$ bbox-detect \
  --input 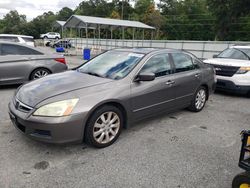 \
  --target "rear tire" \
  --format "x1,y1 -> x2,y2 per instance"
232,172 -> 250,188
188,86 -> 207,112
30,68 -> 51,80
84,105 -> 123,148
